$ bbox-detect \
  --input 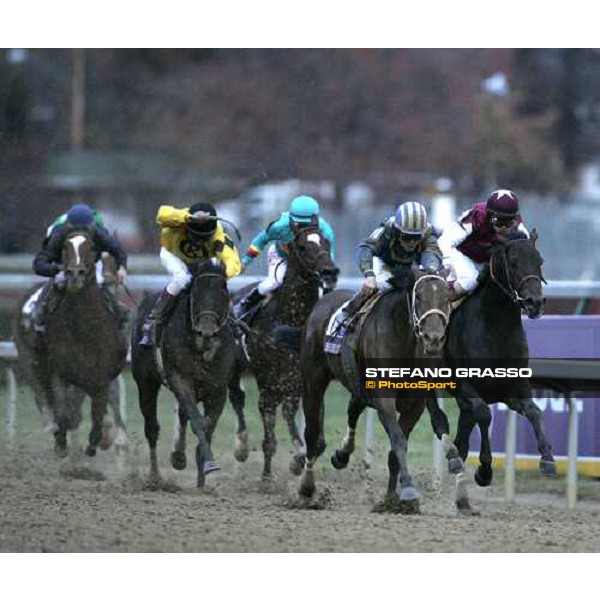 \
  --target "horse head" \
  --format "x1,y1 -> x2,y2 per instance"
287,221 -> 339,291
410,269 -> 451,356
490,229 -> 545,319
61,231 -> 96,292
189,258 -> 230,361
